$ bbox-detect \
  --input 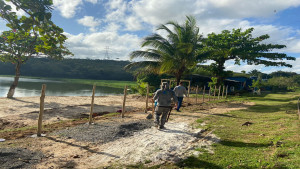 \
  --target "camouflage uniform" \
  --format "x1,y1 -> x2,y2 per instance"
153,82 -> 178,129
